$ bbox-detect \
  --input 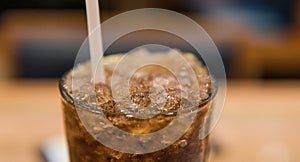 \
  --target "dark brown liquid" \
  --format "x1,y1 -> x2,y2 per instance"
62,99 -> 210,162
